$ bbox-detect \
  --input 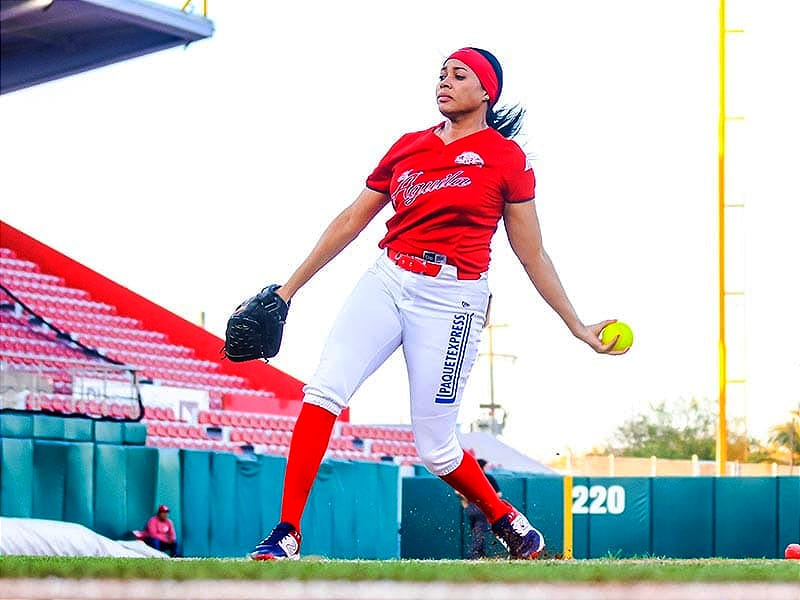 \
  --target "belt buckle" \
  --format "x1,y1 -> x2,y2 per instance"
422,250 -> 447,265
